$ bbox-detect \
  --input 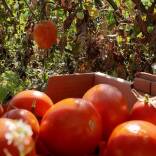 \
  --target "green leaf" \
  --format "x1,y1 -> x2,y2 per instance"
0,71 -> 24,103
147,25 -> 154,33
141,0 -> 154,9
